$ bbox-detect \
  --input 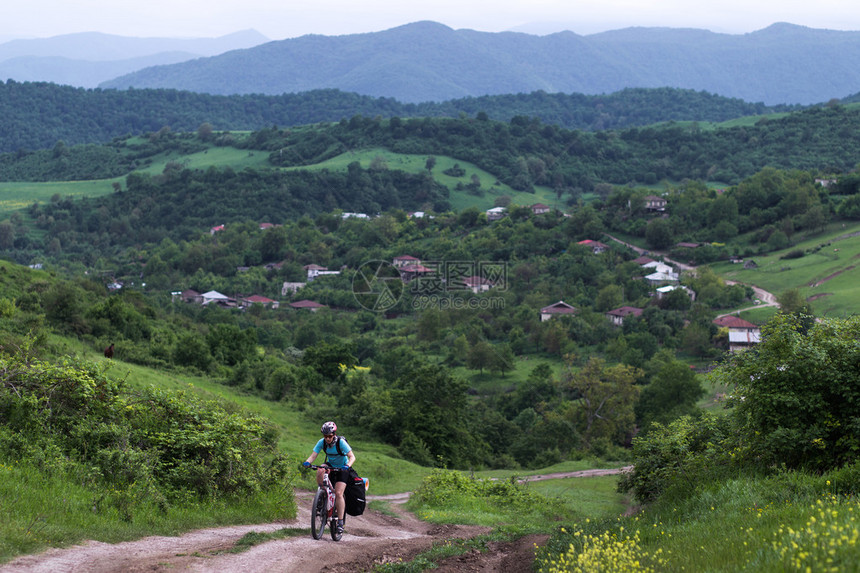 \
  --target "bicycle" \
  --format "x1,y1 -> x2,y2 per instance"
305,464 -> 345,541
